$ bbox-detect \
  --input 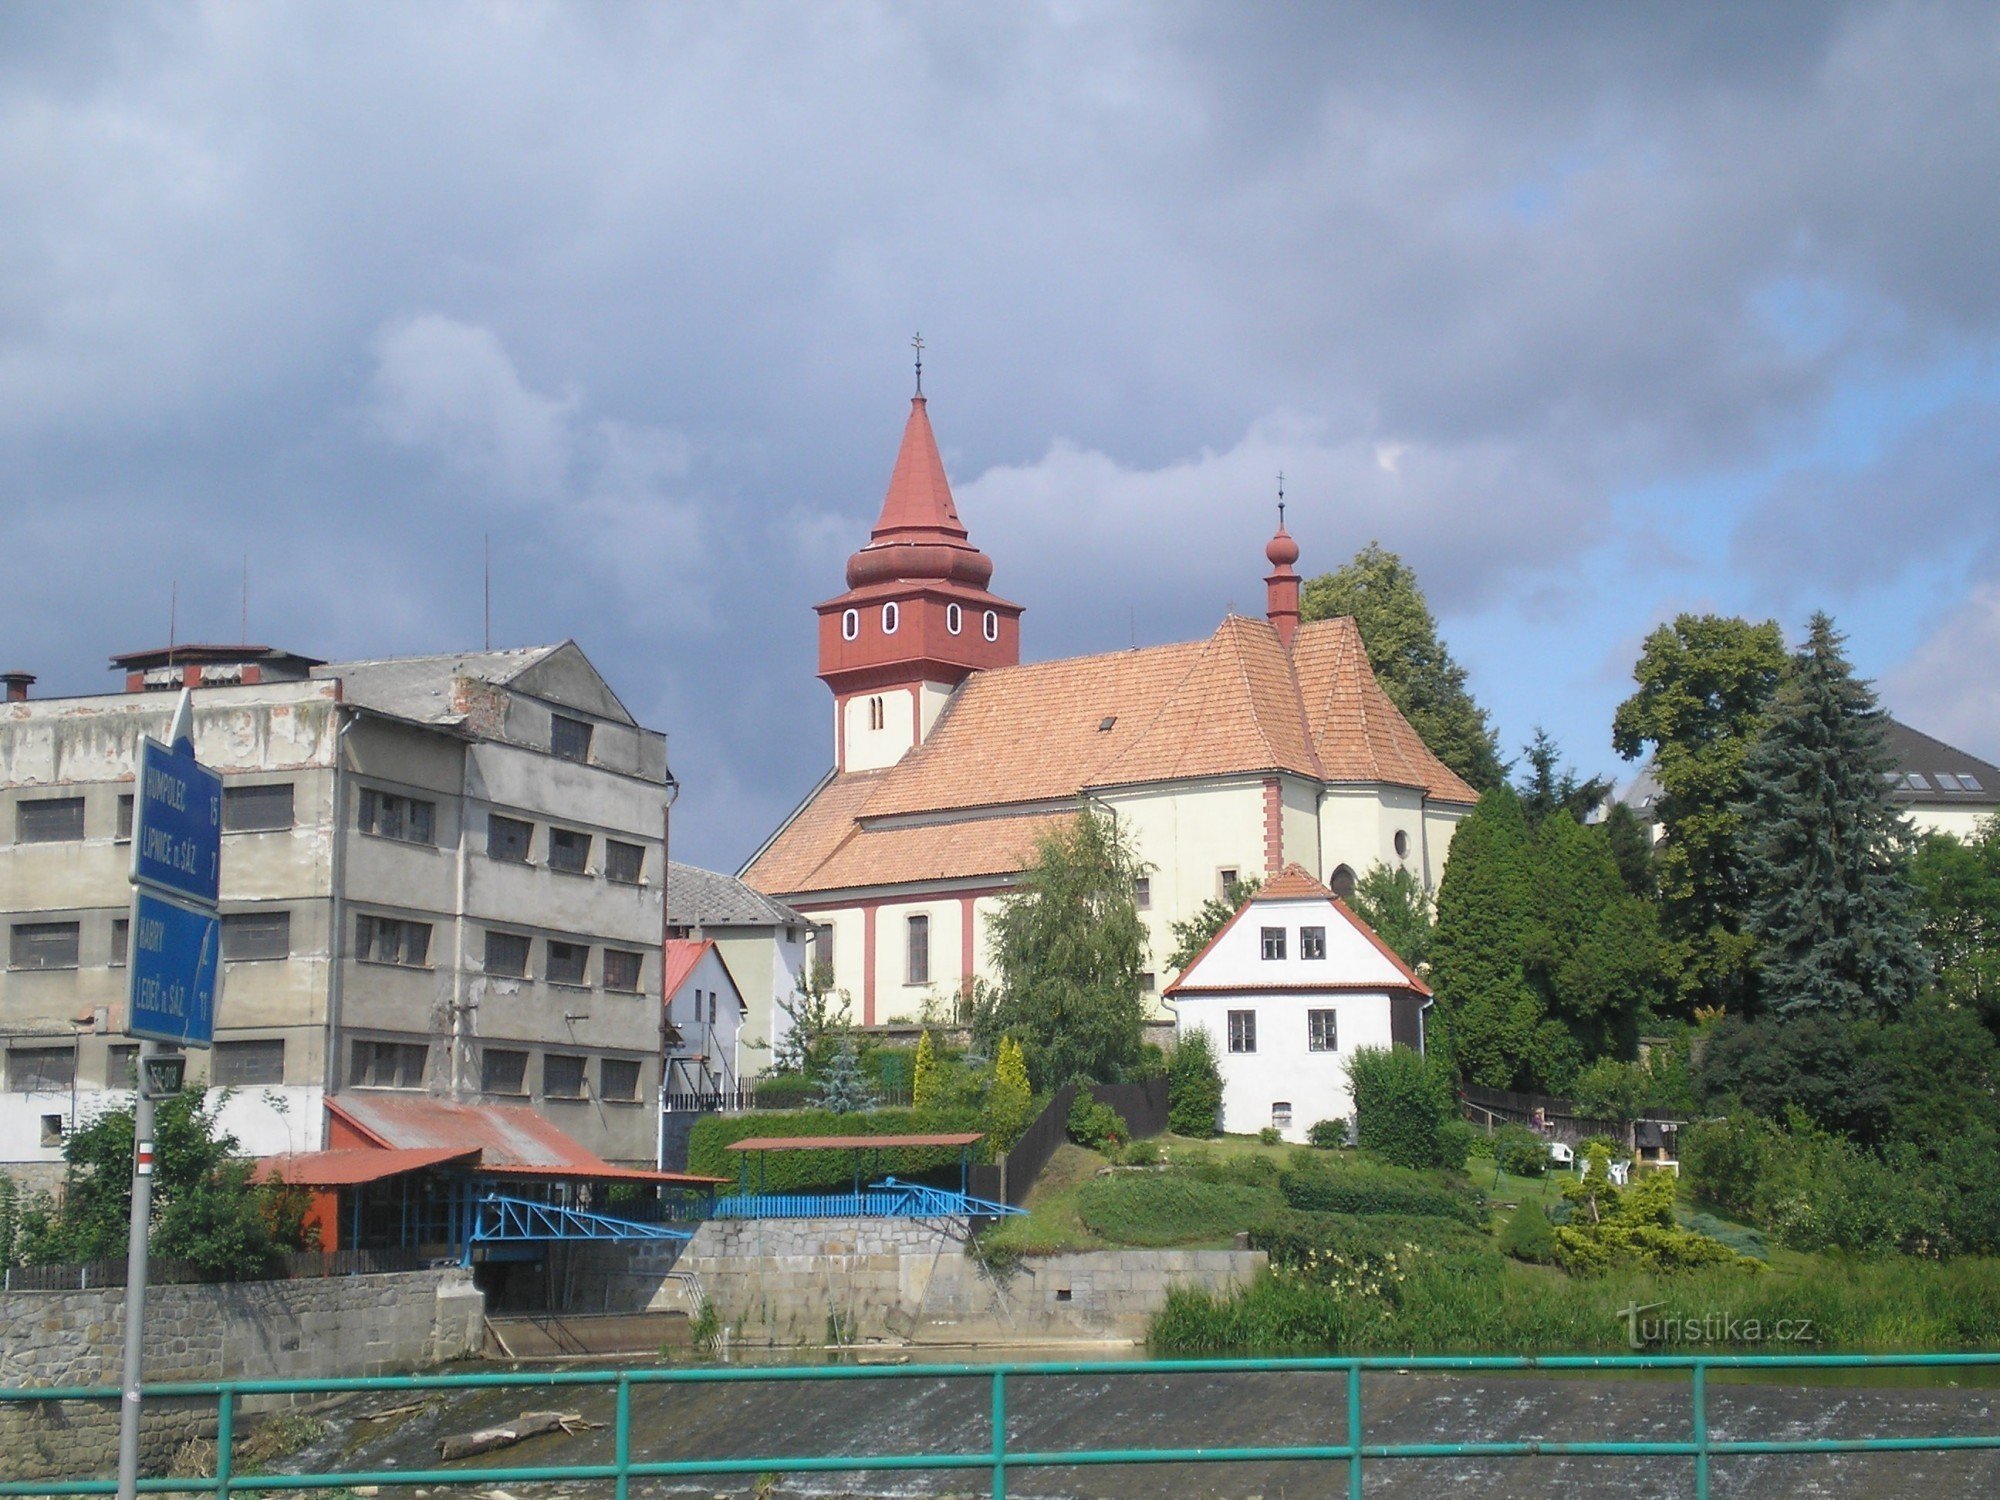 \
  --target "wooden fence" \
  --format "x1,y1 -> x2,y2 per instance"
1458,1082 -> 1628,1147
969,1076 -> 1169,1207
